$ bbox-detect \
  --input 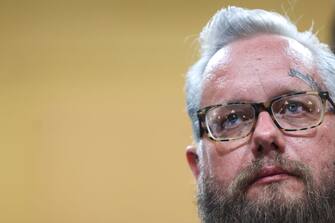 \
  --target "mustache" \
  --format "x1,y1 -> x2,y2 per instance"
227,154 -> 313,196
